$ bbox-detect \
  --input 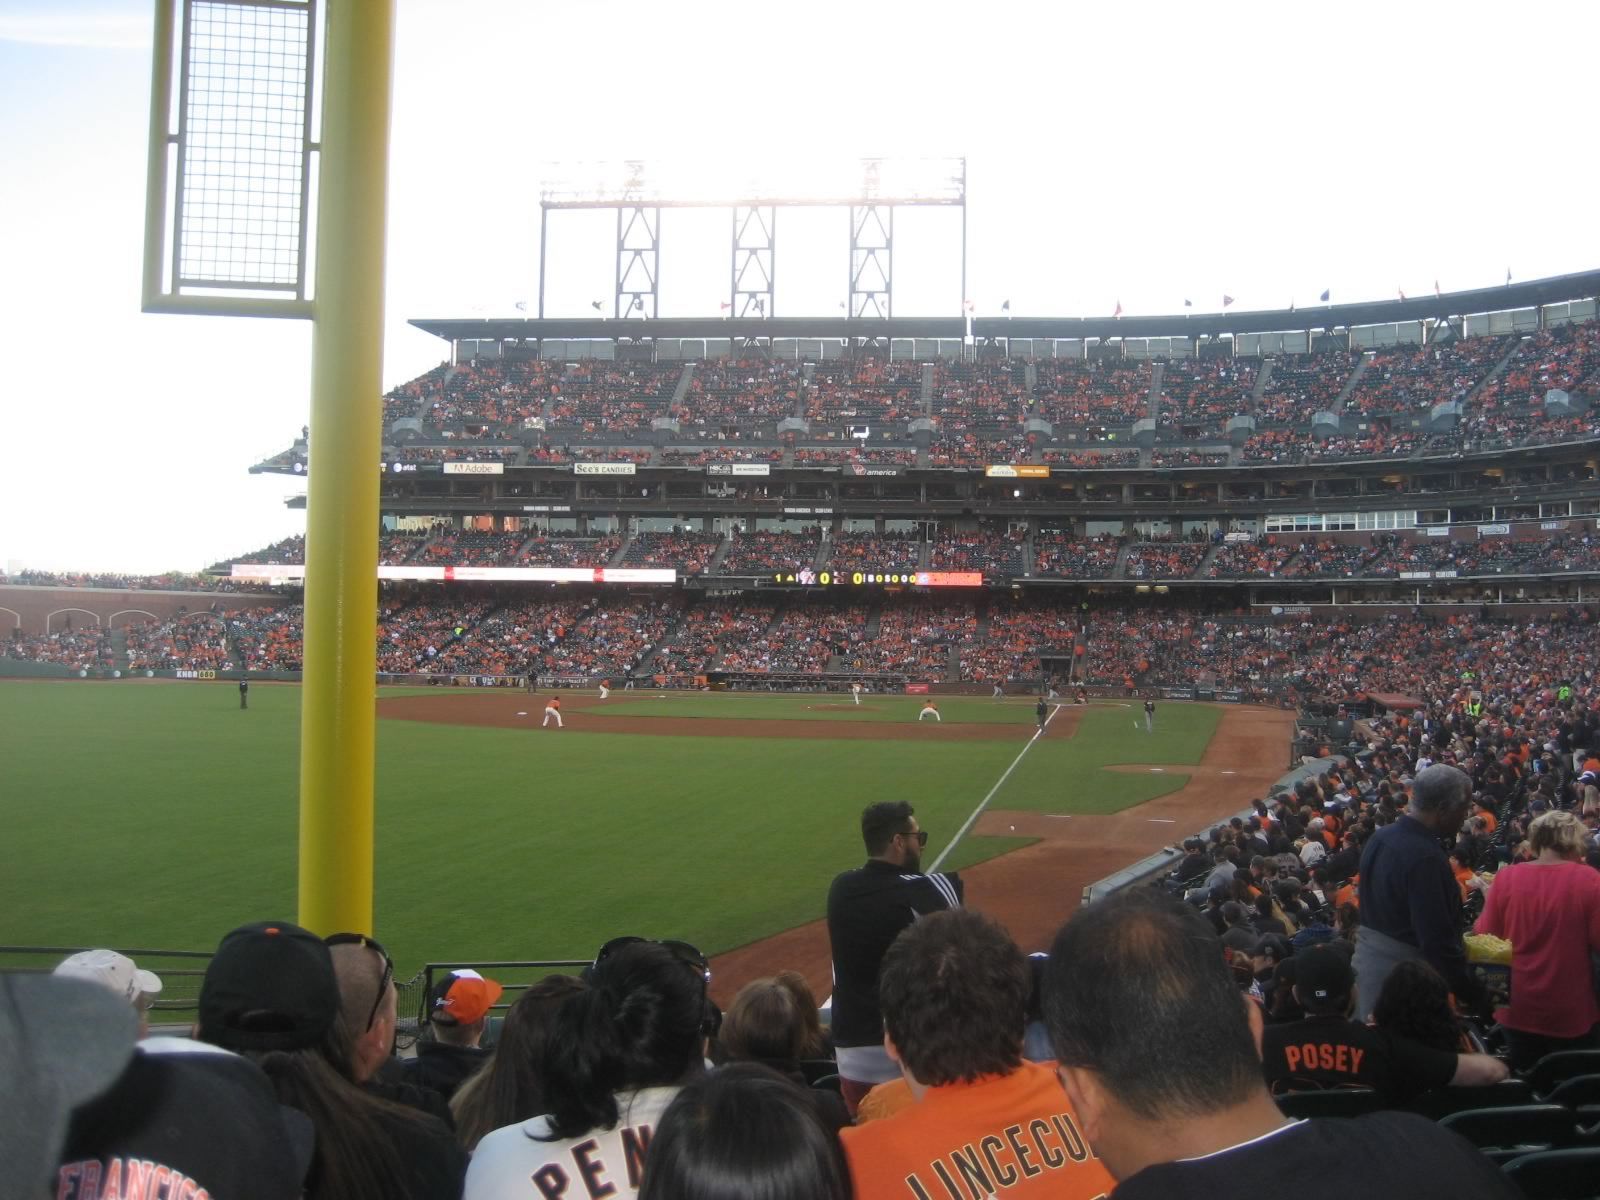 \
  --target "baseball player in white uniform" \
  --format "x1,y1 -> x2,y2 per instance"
918,701 -> 941,722
851,682 -> 863,706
